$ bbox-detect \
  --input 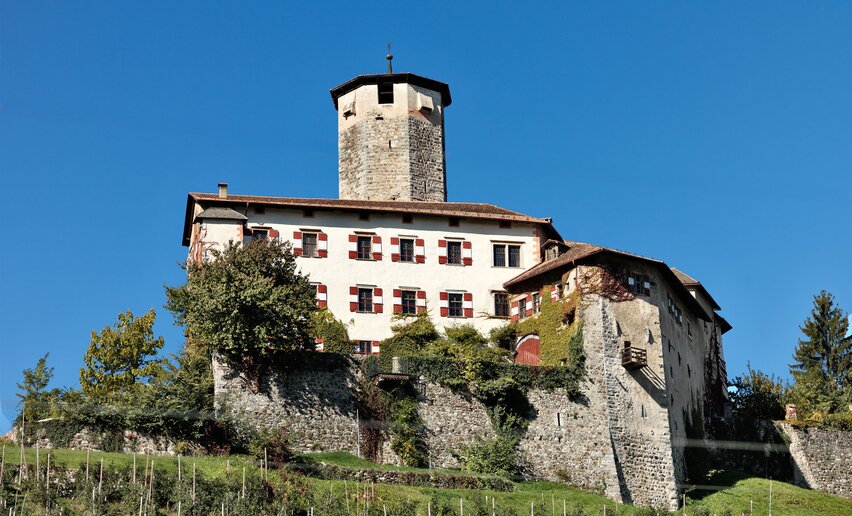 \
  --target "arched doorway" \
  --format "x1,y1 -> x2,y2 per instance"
514,334 -> 541,365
